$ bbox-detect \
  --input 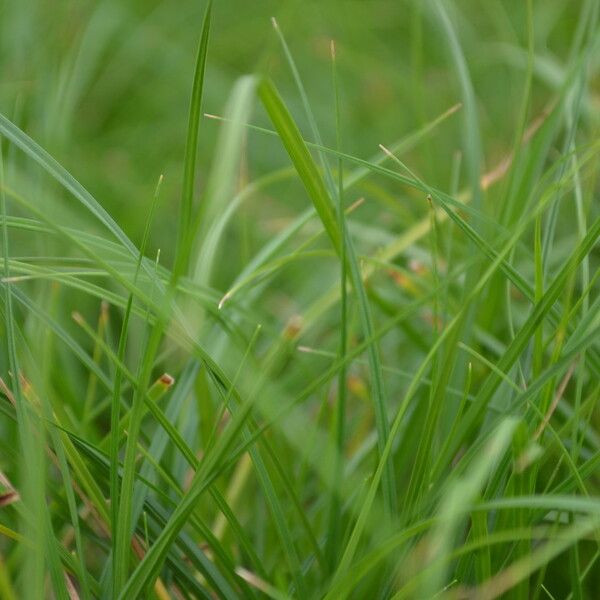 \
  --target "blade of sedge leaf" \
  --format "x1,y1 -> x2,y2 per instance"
272,24 -> 348,567
0,141 -> 48,599
113,305 -> 165,592
48,422 -> 92,599
258,77 -> 398,515
326,39 -> 348,570
432,0 -> 482,212
172,0 -> 212,282
271,17 -> 337,198
114,245 -> 166,593
109,174 -> 162,596
192,75 -> 256,286
257,79 -> 340,252
114,12 -> 219,585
